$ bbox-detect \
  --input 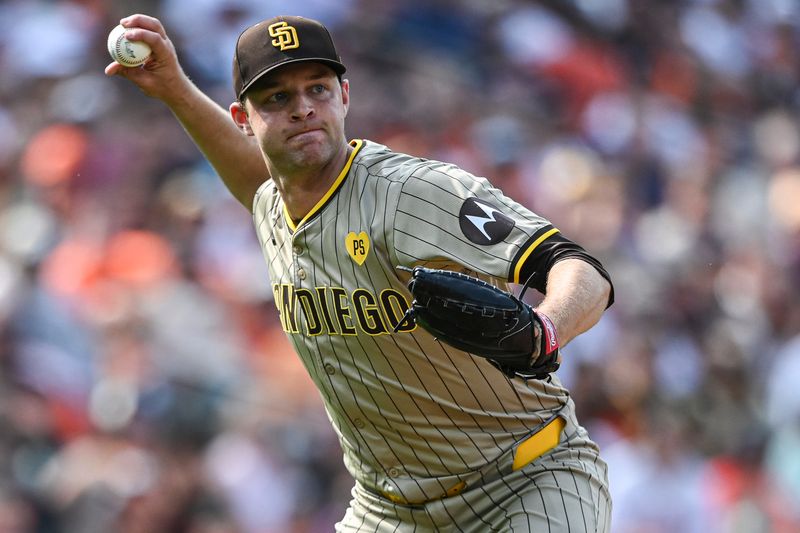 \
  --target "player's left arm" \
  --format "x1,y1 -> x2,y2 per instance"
535,258 -> 612,347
